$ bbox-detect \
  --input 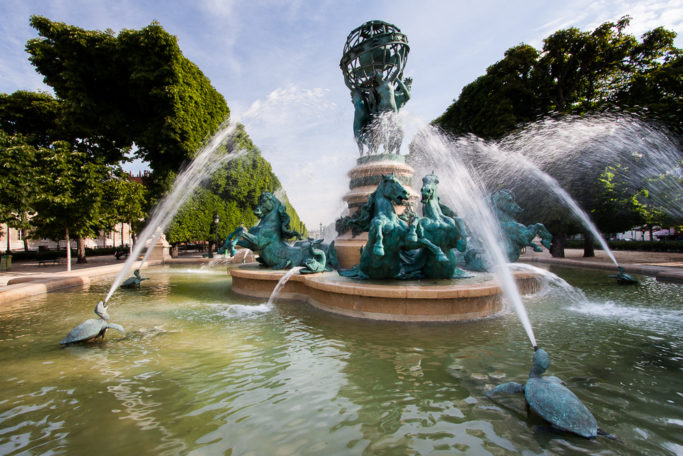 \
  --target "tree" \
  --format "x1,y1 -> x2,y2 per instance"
26,16 -> 230,194
101,171 -> 147,248
0,91 -> 63,147
166,125 -> 308,249
0,134 -> 39,252
434,44 -> 542,139
432,17 -> 681,256
31,142 -> 114,268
